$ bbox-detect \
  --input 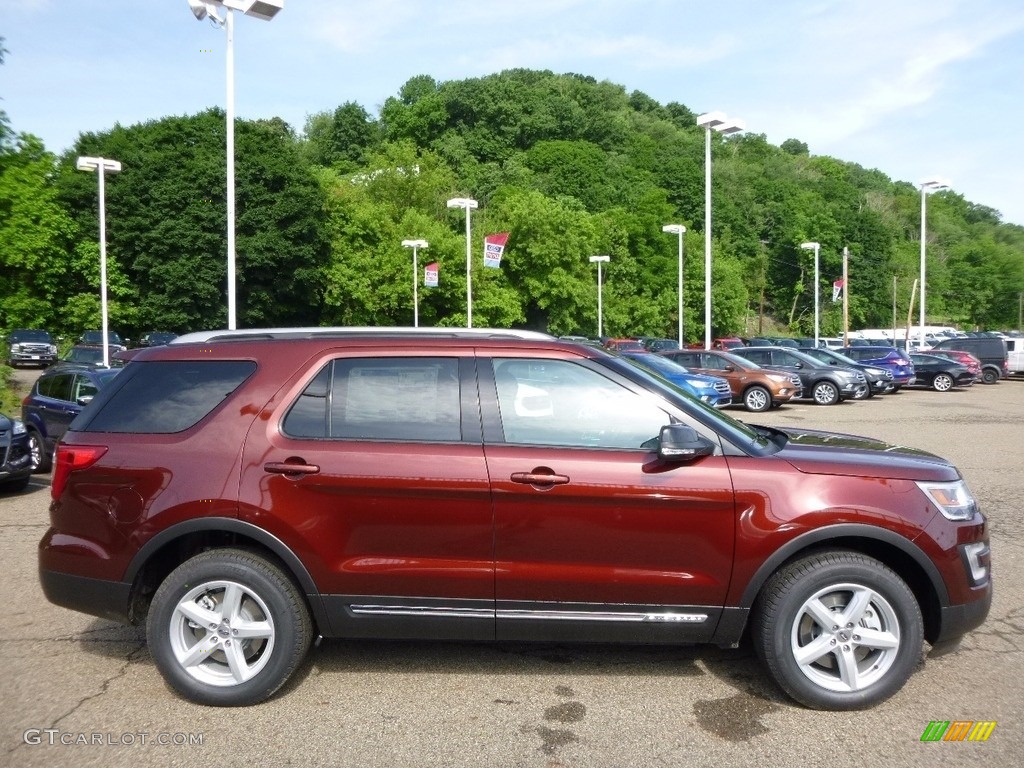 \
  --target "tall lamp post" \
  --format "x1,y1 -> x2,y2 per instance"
446,197 -> 478,327
76,156 -> 122,368
800,242 -> 821,347
187,0 -> 284,330
662,224 -> 686,348
696,111 -> 744,348
919,177 -> 951,349
589,255 -> 610,338
401,239 -> 428,327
